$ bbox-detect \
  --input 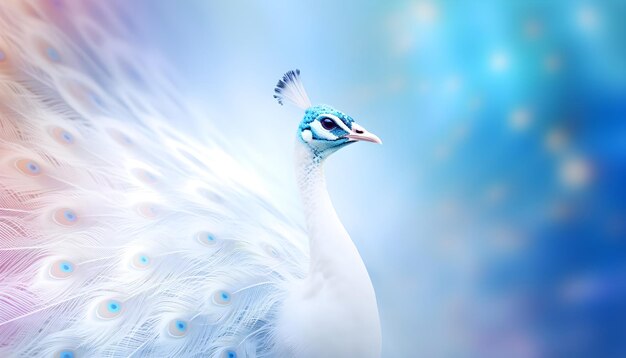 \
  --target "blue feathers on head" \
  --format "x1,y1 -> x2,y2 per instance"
301,105 -> 355,129
274,70 -> 358,157
299,104 -> 355,143
274,69 -> 355,141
